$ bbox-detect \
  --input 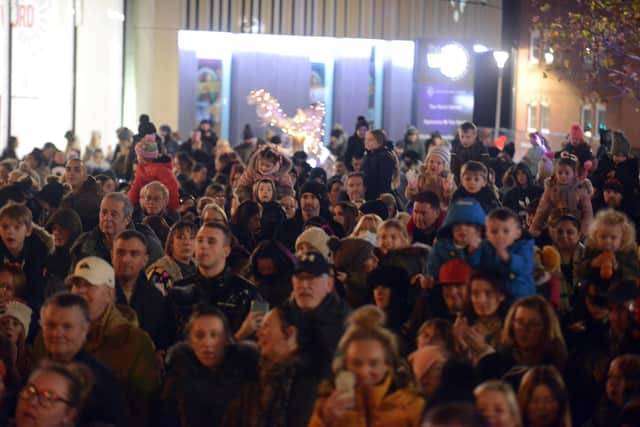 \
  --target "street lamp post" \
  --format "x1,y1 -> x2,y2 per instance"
493,51 -> 509,140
